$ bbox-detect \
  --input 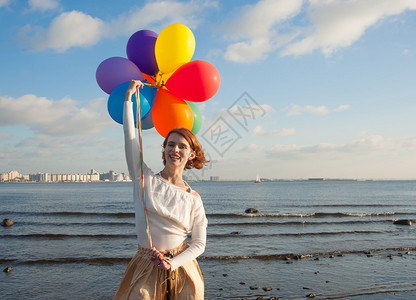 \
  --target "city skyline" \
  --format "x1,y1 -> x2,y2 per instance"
0,168 -> 225,182
1,167 -> 406,183
0,169 -> 126,182
1,1 -> 416,180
